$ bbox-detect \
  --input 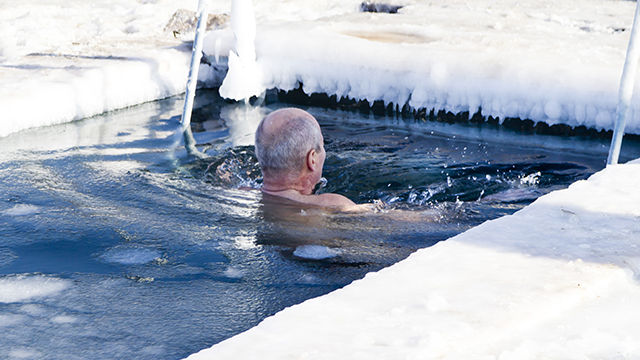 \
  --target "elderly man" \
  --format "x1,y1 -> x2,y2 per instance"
254,108 -> 356,208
